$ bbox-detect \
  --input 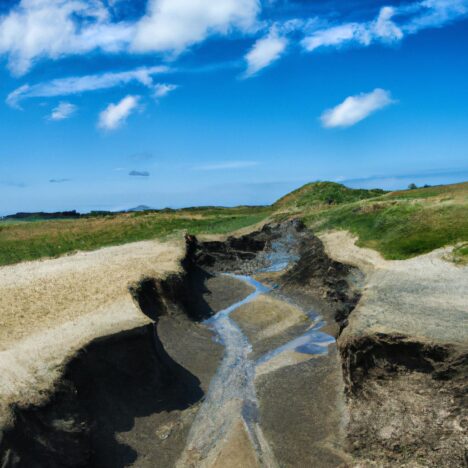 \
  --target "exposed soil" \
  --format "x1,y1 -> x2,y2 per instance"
322,231 -> 468,467
1,222 -> 466,467
0,240 -> 253,467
